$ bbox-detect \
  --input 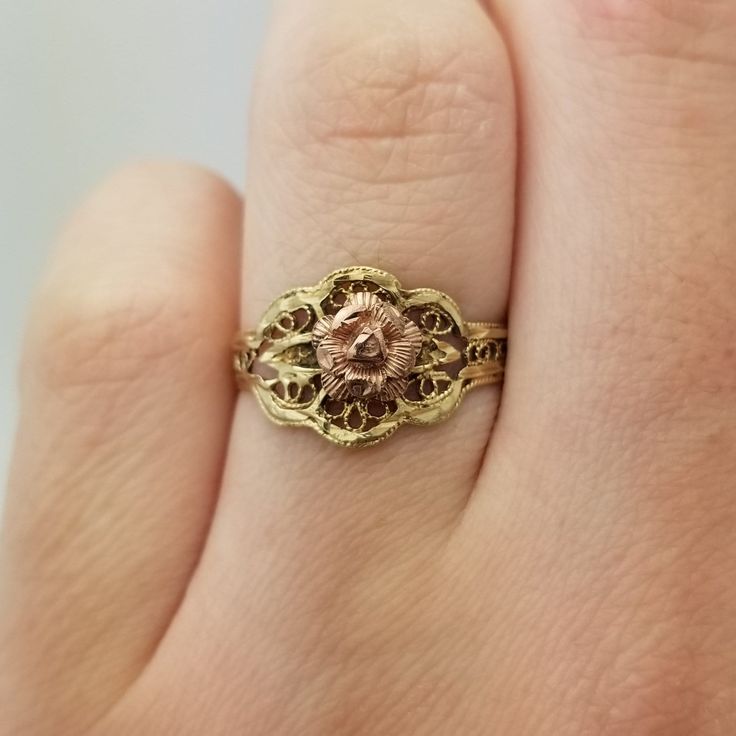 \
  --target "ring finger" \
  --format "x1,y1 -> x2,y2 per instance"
114,1 -> 517,729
